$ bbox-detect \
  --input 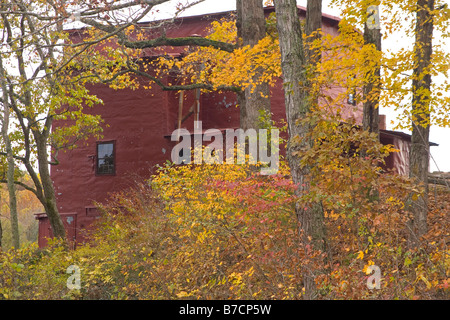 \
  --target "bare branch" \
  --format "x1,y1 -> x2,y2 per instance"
0,179 -> 38,196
